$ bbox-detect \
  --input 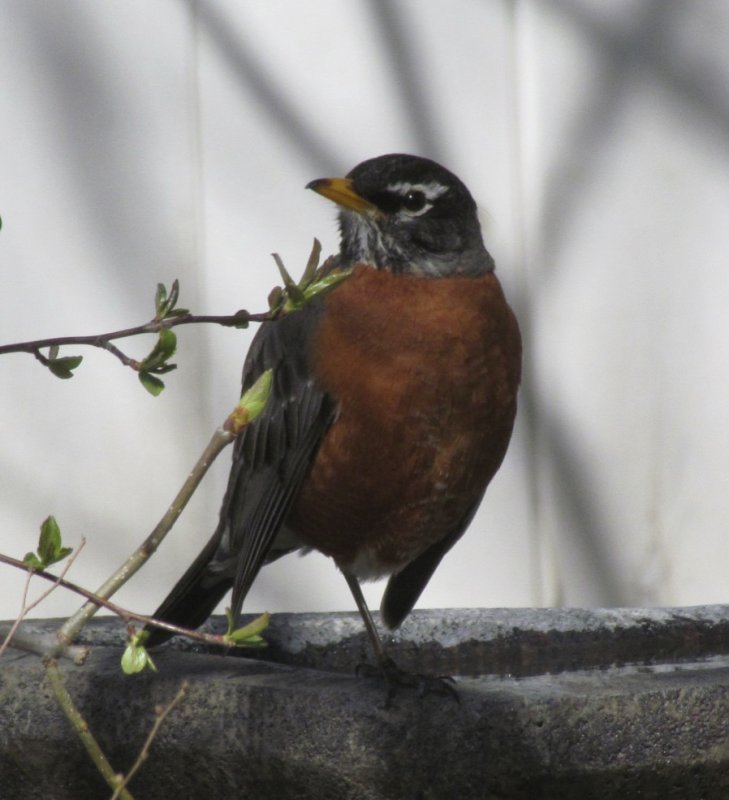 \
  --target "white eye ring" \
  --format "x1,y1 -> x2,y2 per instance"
387,180 -> 448,217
